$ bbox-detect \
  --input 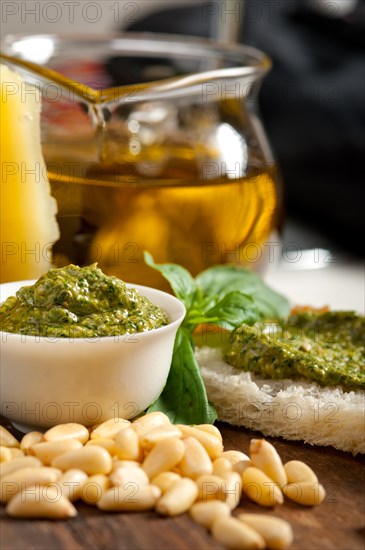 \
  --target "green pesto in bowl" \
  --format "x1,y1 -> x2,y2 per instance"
0,264 -> 168,338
